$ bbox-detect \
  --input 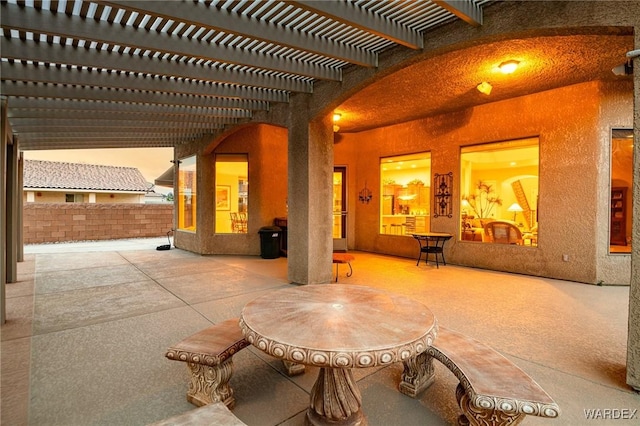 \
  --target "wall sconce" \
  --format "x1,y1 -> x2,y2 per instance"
499,60 -> 520,74
333,113 -> 341,133
507,202 -> 523,221
433,172 -> 453,218
476,81 -> 492,95
359,181 -> 372,204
